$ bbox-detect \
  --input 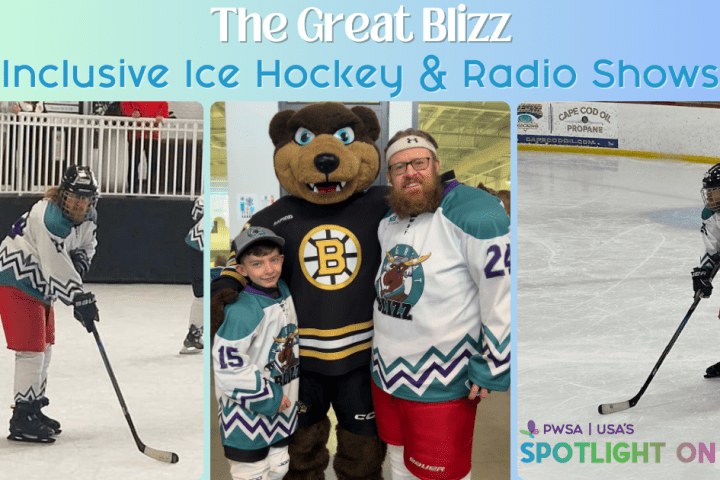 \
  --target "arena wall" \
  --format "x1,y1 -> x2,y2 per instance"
0,196 -> 194,283
518,102 -> 720,163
